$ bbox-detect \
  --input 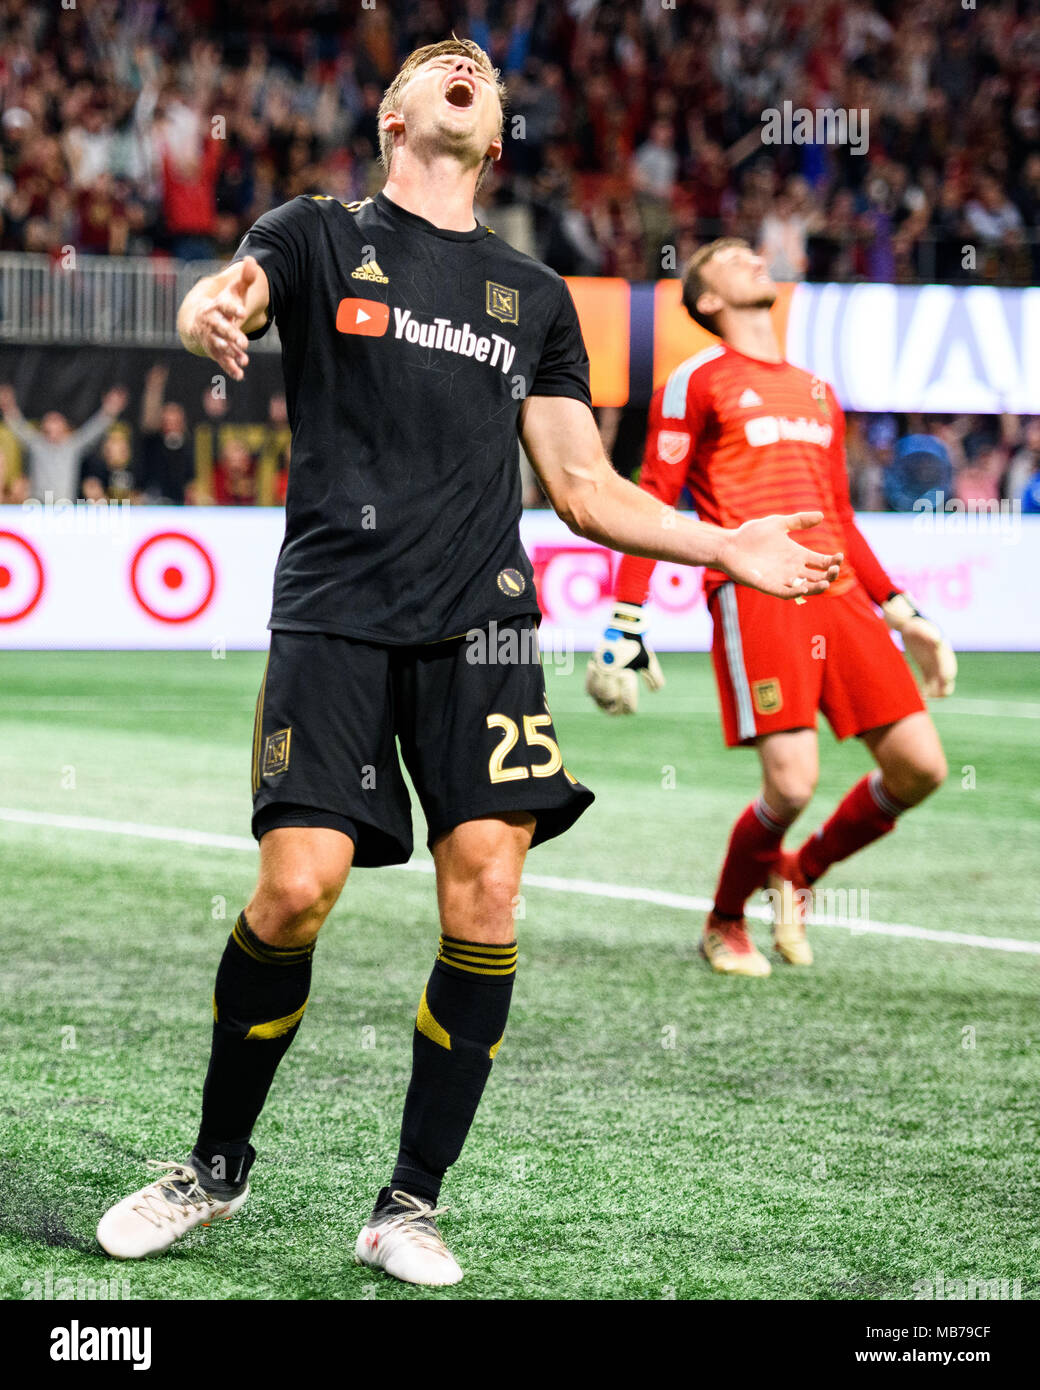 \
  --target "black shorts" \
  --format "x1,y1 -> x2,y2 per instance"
250,617 -> 594,866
